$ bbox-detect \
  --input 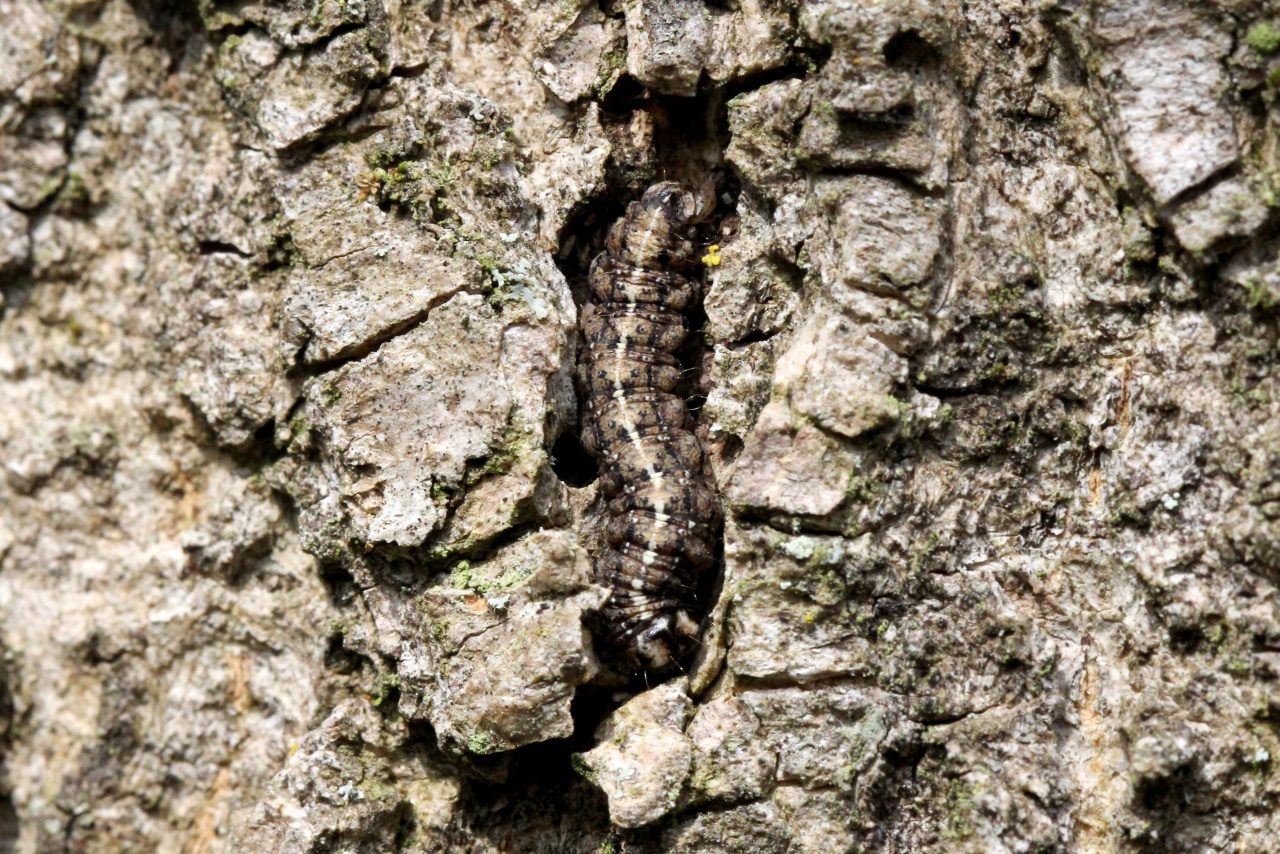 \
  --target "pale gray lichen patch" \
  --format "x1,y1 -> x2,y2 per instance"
254,30 -> 386,151
229,699 -> 446,852
1086,0 -> 1239,206
302,293 -> 511,548
0,0 -> 78,210
201,0 -> 368,50
398,530 -> 607,754
575,682 -> 695,827
168,254 -> 290,448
